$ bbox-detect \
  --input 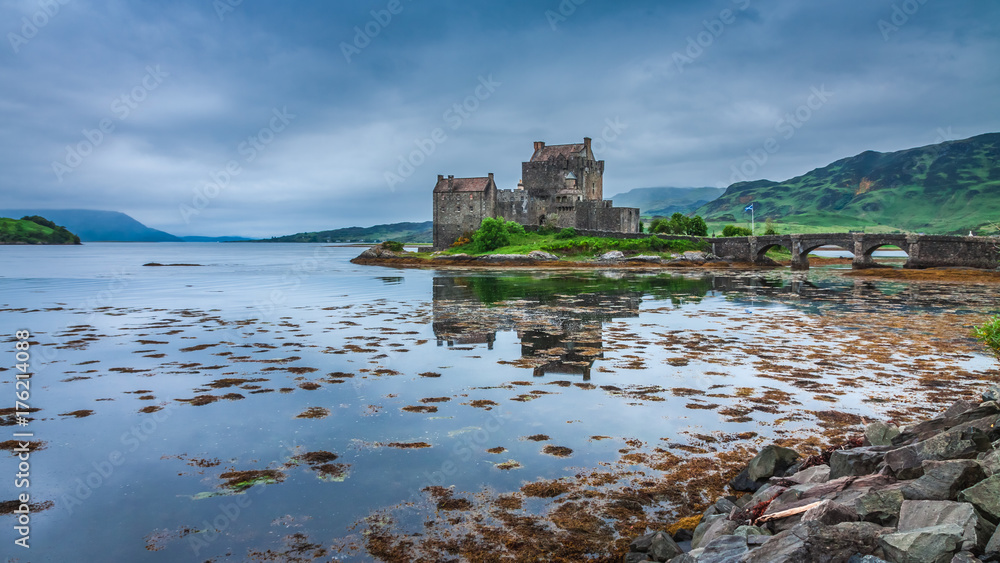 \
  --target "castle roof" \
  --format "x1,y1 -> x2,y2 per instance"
530,143 -> 587,162
433,176 -> 493,193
